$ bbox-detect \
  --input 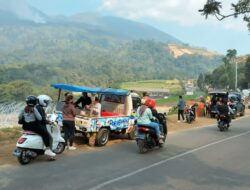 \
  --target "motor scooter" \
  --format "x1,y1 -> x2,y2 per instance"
13,113 -> 65,165
184,103 -> 197,124
136,113 -> 167,154
217,114 -> 230,132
